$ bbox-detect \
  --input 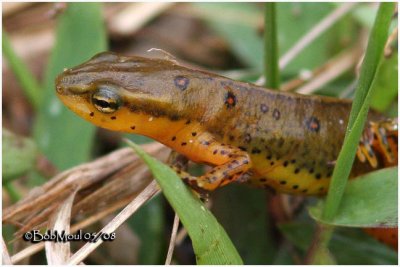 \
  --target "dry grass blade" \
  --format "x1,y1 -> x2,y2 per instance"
2,237 -> 12,265
10,193 -> 144,264
4,143 -> 170,264
67,180 -> 161,265
3,148 -> 135,222
4,143 -> 167,225
165,213 -> 180,265
45,188 -> 79,265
